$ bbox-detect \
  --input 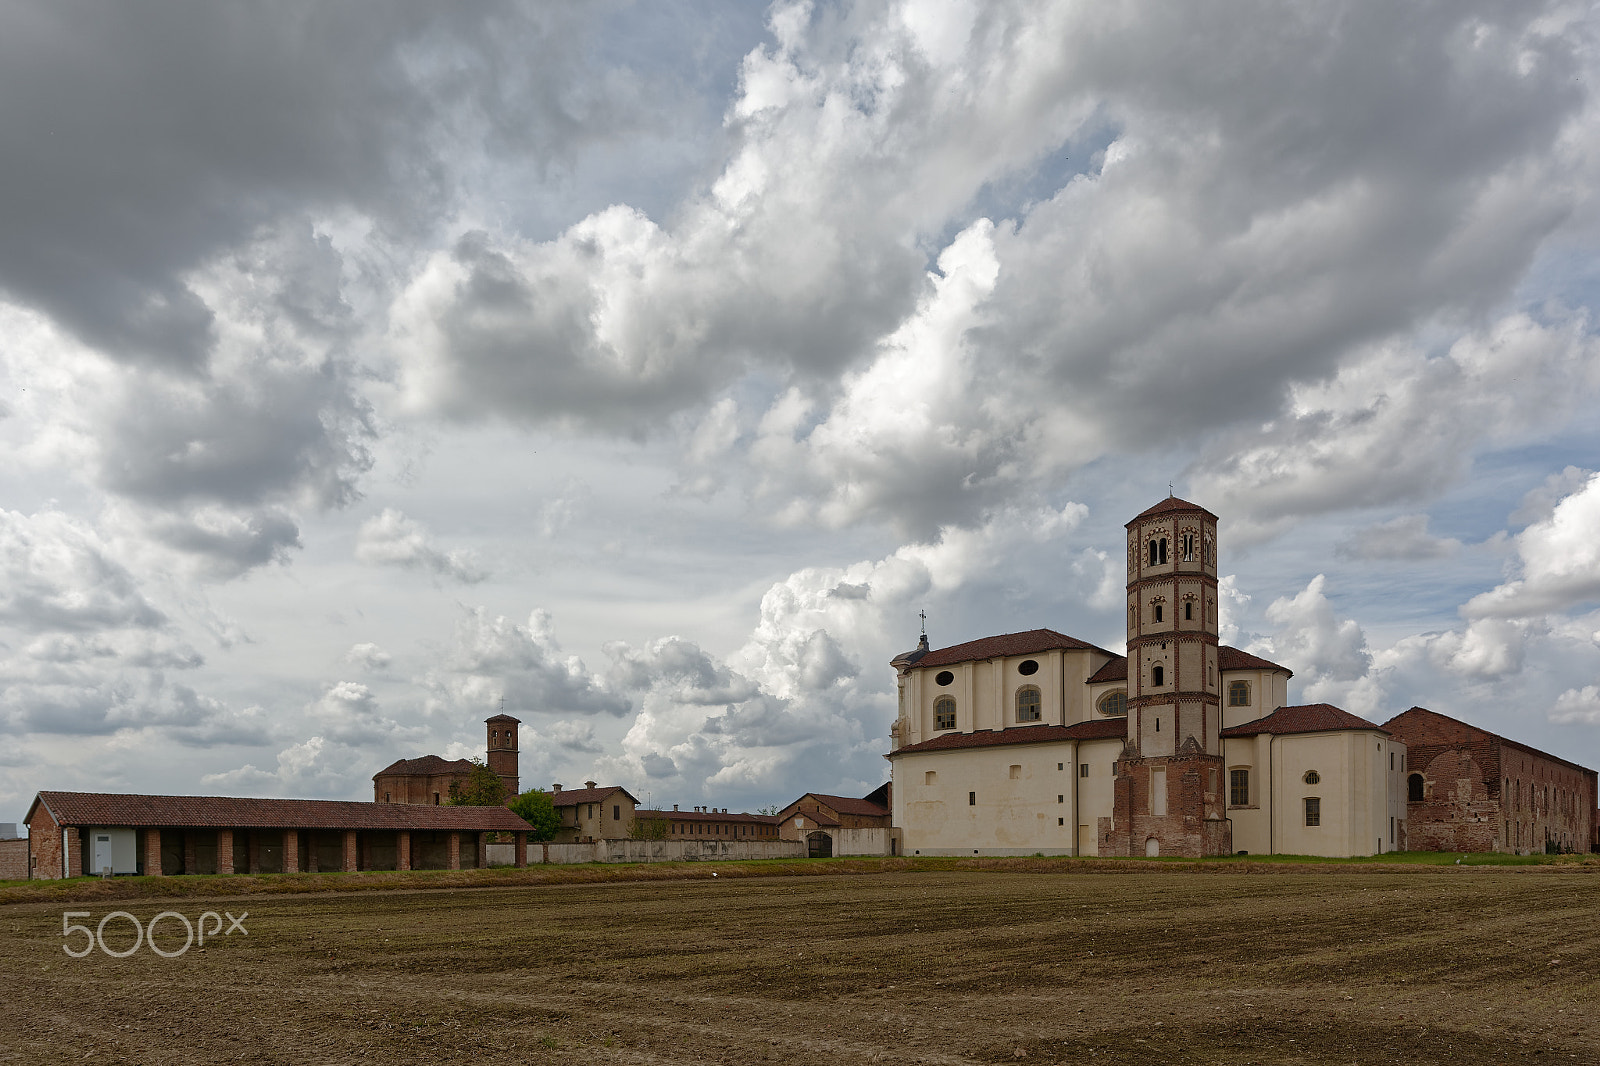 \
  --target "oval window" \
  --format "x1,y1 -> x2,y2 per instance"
935,670 -> 955,686
1303,770 -> 1321,785
1018,659 -> 1039,676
